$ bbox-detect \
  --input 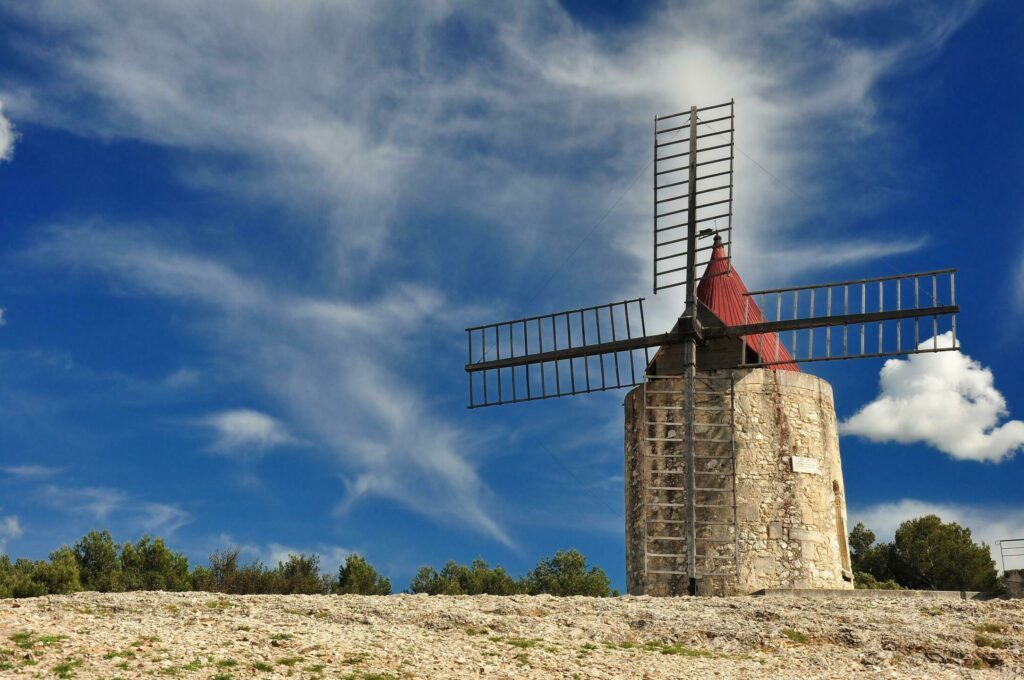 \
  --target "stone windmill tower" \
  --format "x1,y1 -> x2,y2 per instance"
463,100 -> 960,596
